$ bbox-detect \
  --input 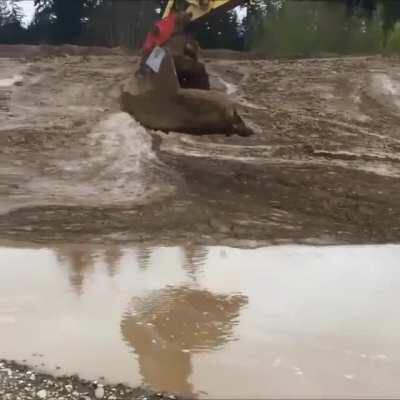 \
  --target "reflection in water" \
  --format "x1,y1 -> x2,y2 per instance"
136,246 -> 153,270
181,246 -> 208,281
53,243 -> 245,395
104,246 -> 123,278
121,286 -> 248,395
55,245 -> 97,295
